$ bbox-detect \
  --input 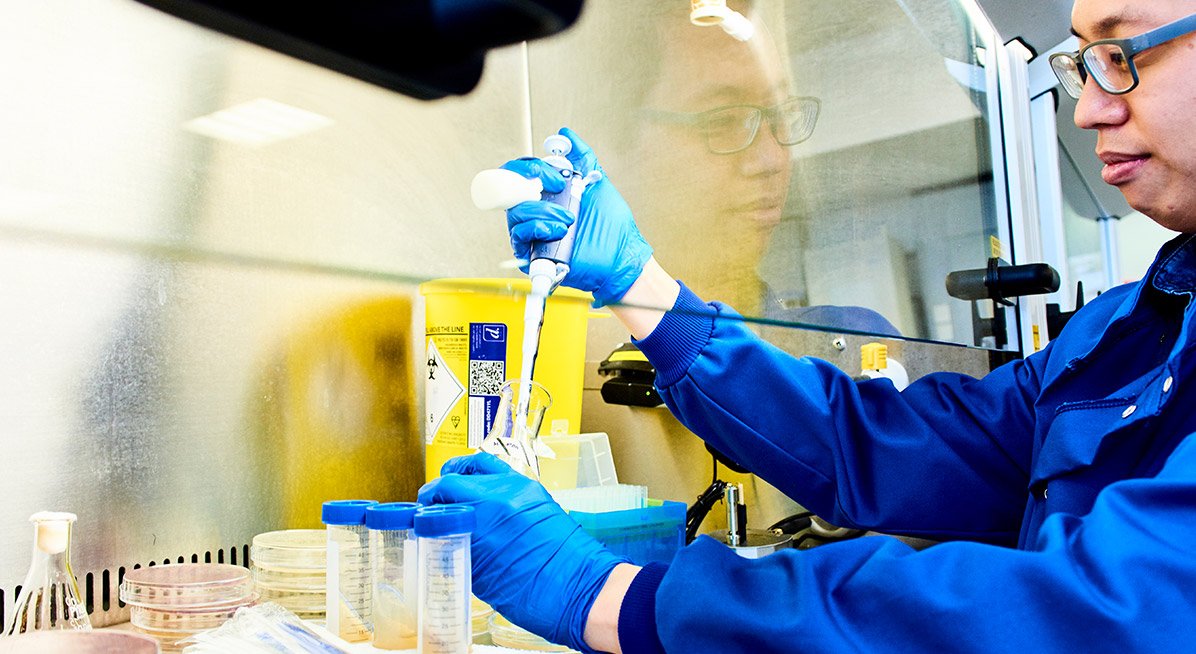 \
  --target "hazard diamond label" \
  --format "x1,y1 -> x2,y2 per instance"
425,338 -> 465,444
